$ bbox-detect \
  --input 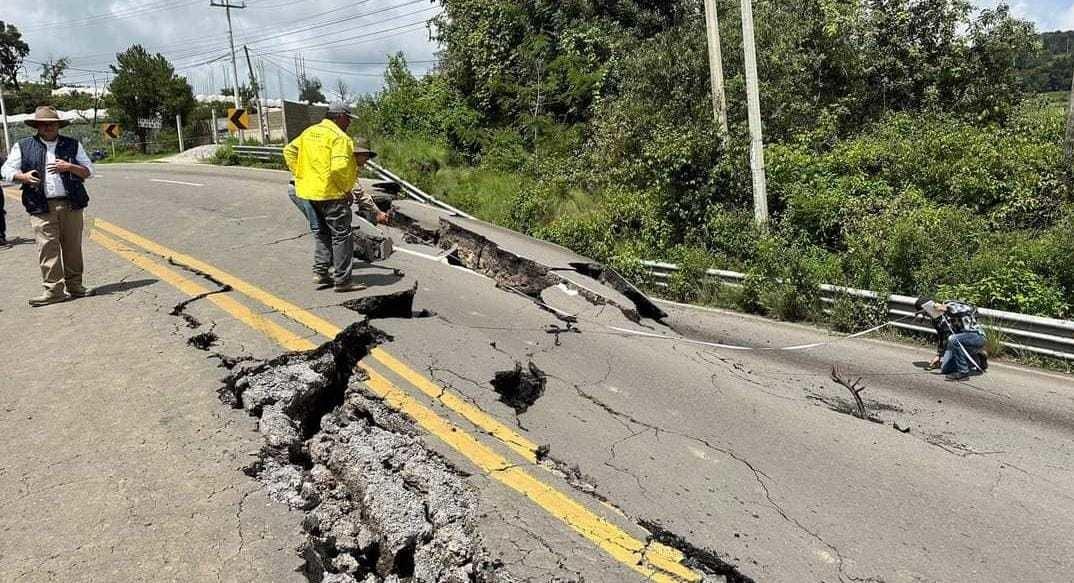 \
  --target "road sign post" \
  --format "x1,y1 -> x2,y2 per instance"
102,123 -> 122,159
